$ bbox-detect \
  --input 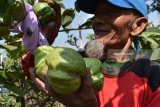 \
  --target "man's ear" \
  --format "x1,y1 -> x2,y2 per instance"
130,17 -> 148,36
